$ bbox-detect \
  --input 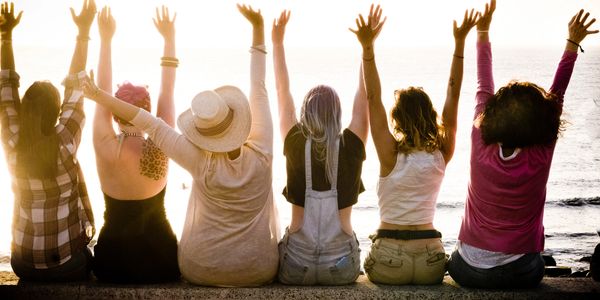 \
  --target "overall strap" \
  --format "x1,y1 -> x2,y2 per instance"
304,137 -> 341,190
304,138 -> 313,189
